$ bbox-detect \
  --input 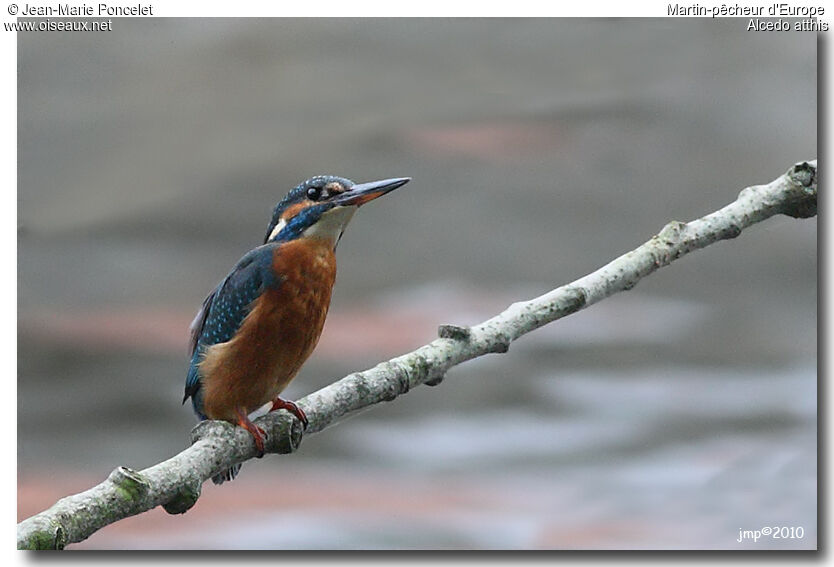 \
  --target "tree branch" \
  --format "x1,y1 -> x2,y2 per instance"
17,160 -> 818,549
